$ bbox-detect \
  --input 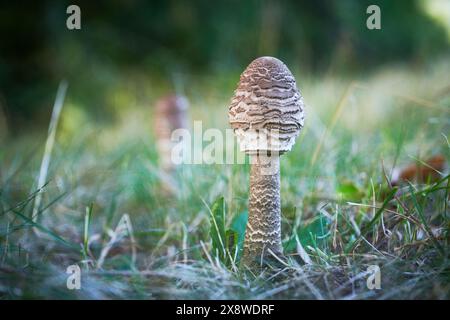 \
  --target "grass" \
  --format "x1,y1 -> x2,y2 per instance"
0,58 -> 449,299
